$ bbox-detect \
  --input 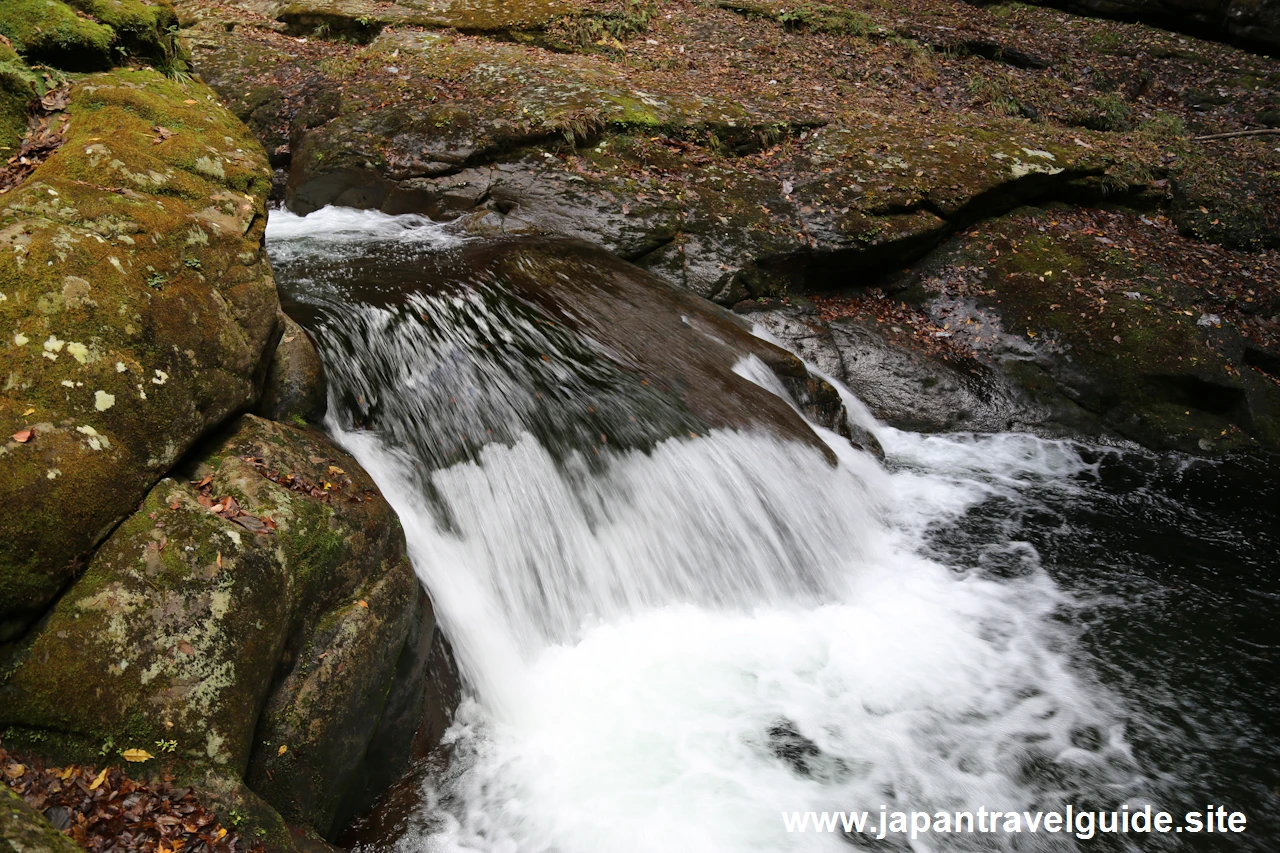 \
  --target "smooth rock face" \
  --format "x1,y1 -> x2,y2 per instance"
0,71 -> 279,640
1,786 -> 82,853
257,314 -> 328,425
0,415 -> 457,844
